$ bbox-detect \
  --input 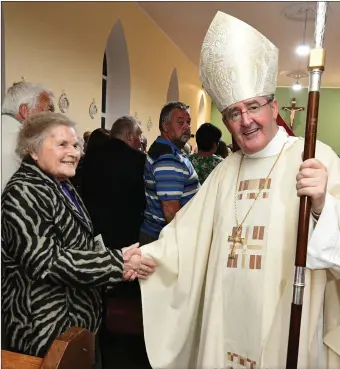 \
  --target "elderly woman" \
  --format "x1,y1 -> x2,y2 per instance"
1,112 -> 155,361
